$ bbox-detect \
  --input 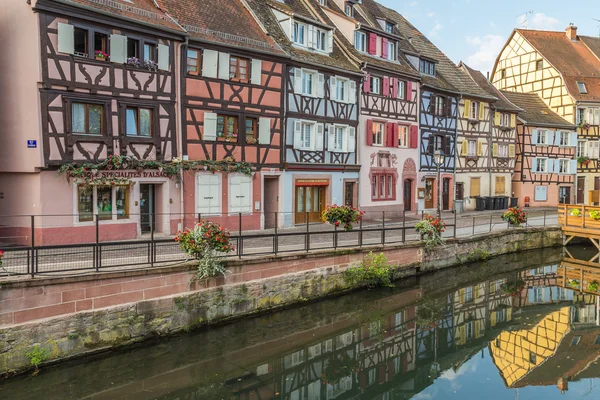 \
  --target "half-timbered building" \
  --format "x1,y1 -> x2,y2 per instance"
501,92 -> 577,207
459,64 -> 521,209
492,27 -> 600,204
309,0 -> 421,214
1,0 -> 186,244
163,0 -> 288,231
246,0 -> 362,226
